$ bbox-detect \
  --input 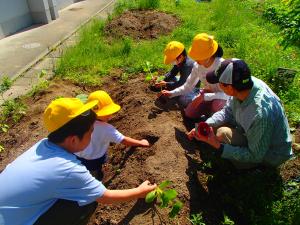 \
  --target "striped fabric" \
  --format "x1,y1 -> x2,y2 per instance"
206,77 -> 293,165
